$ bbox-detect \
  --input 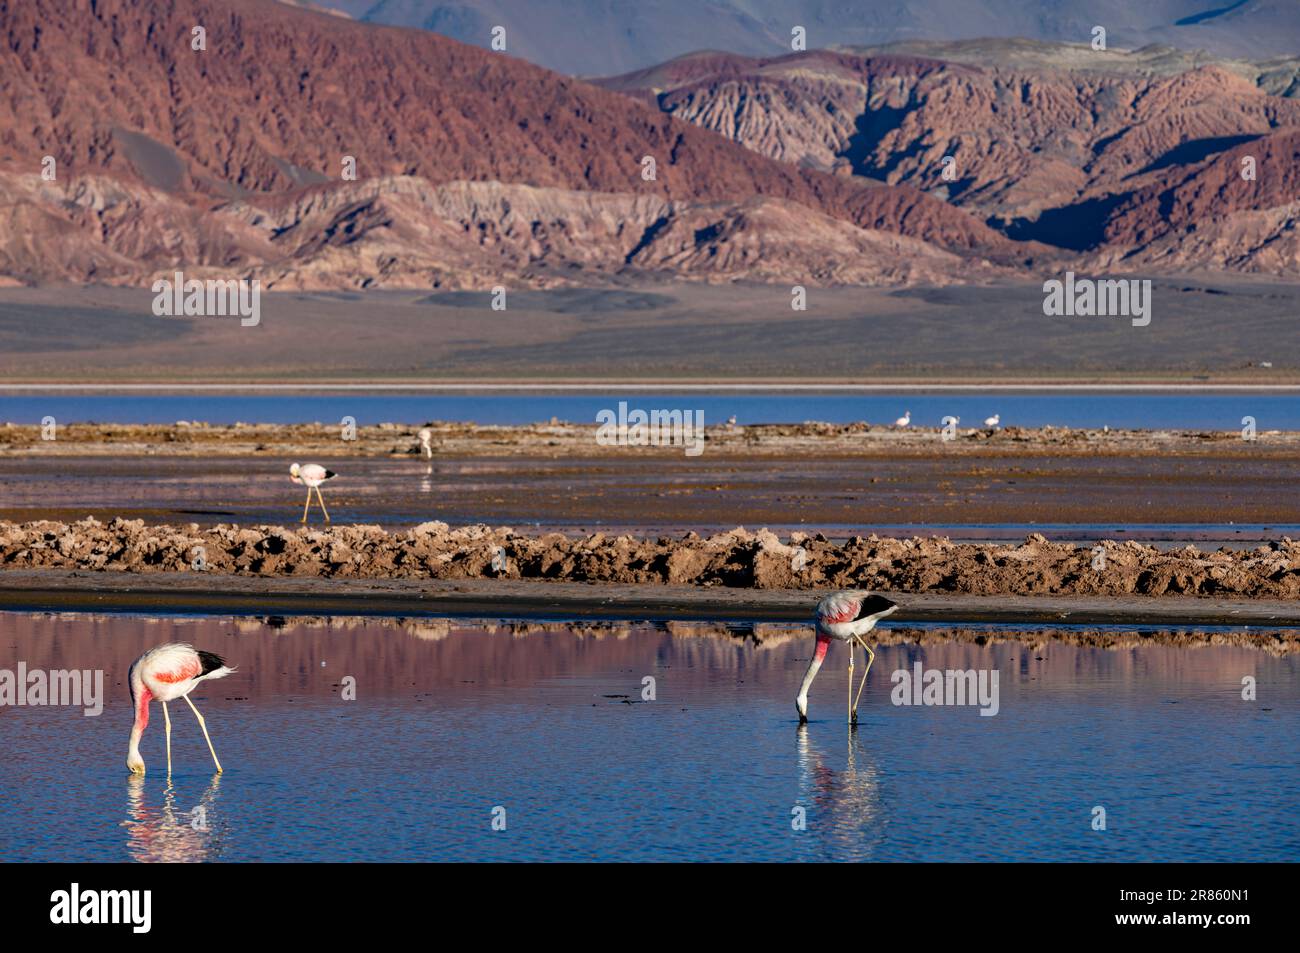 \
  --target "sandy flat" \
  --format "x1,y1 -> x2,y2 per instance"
1,278 -> 1298,383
